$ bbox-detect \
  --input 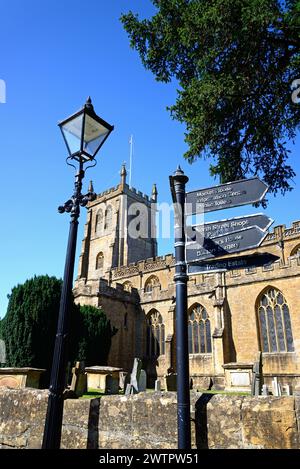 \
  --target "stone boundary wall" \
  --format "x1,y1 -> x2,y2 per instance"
0,388 -> 300,449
